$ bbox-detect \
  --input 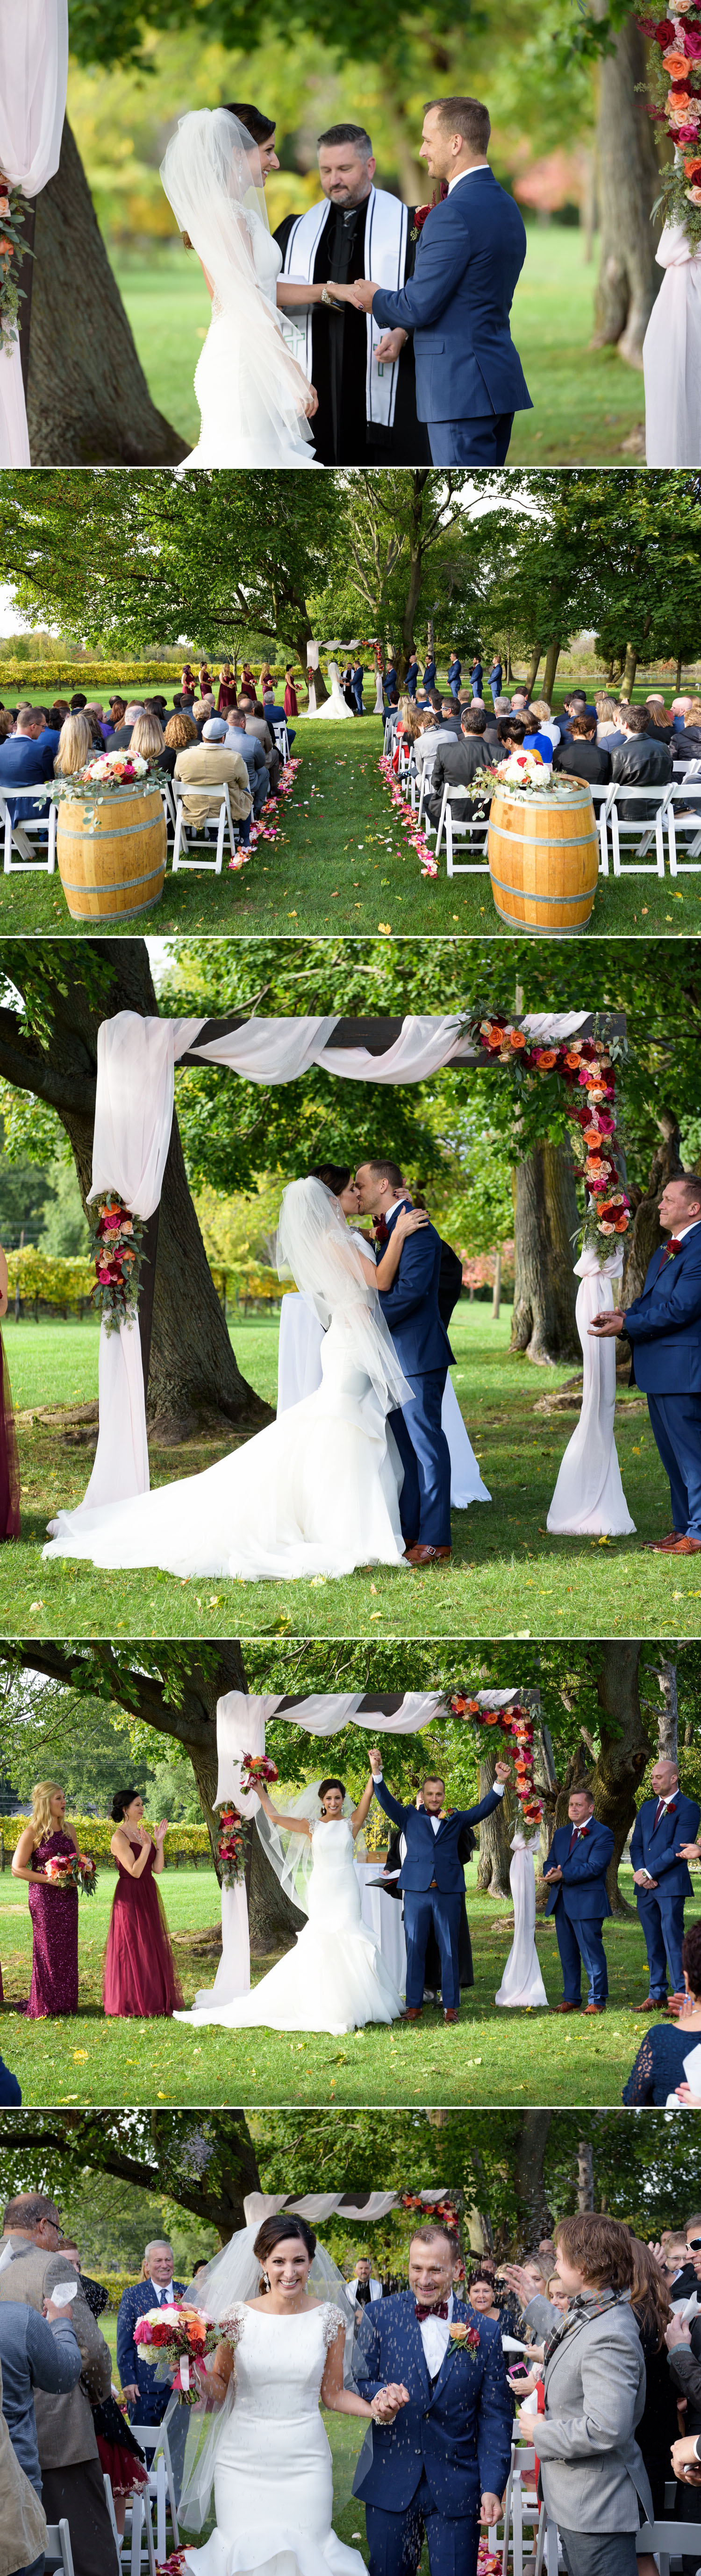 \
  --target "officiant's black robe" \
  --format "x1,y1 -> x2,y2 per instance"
274,197 -> 430,468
